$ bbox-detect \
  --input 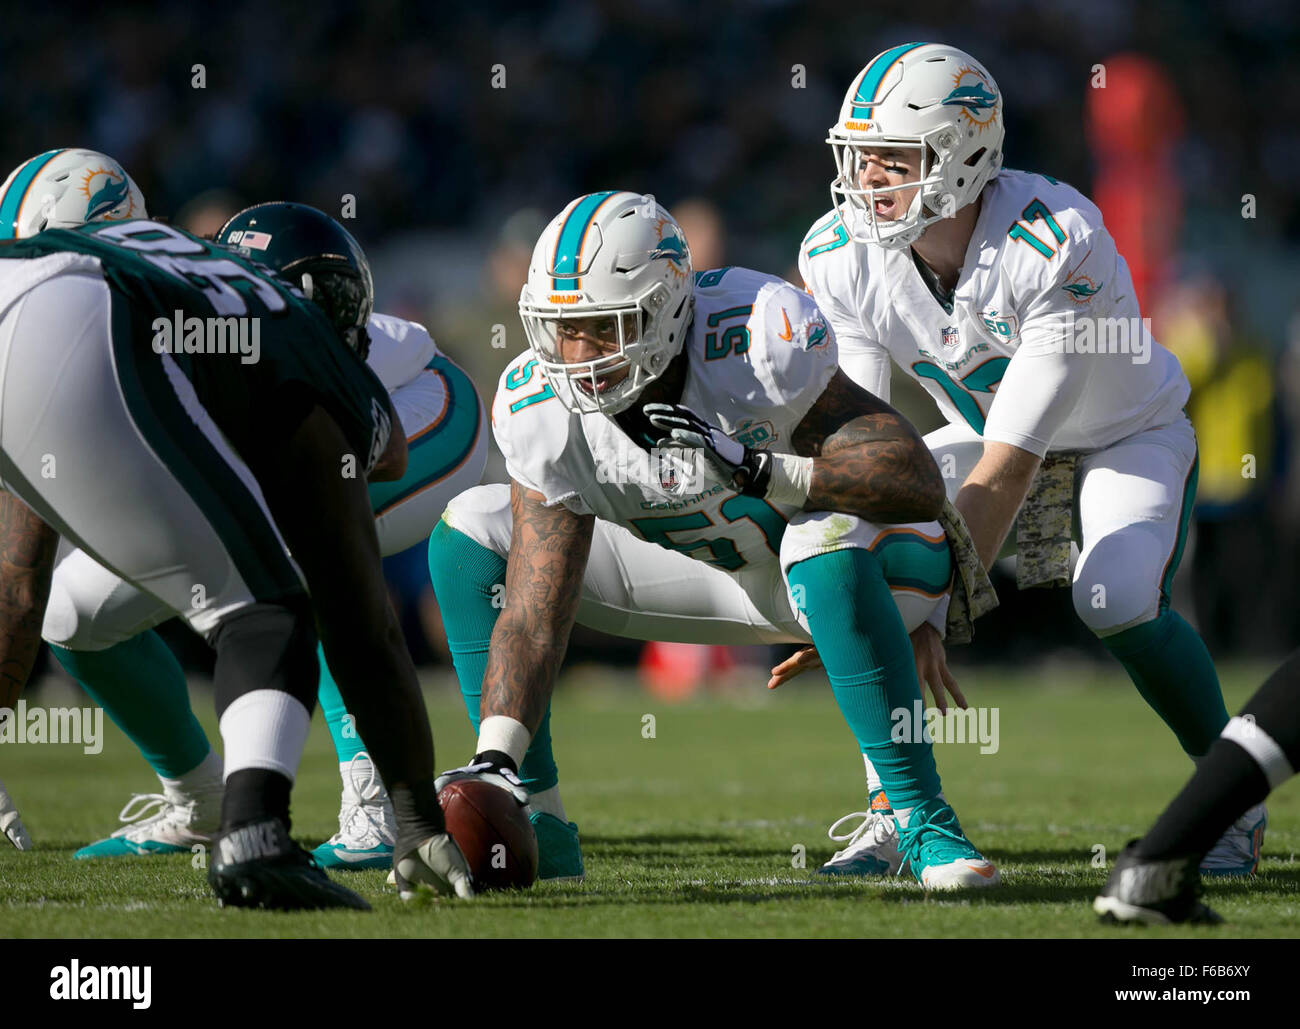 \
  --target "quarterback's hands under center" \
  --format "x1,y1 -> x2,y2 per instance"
911,621 -> 966,714
767,645 -> 823,690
